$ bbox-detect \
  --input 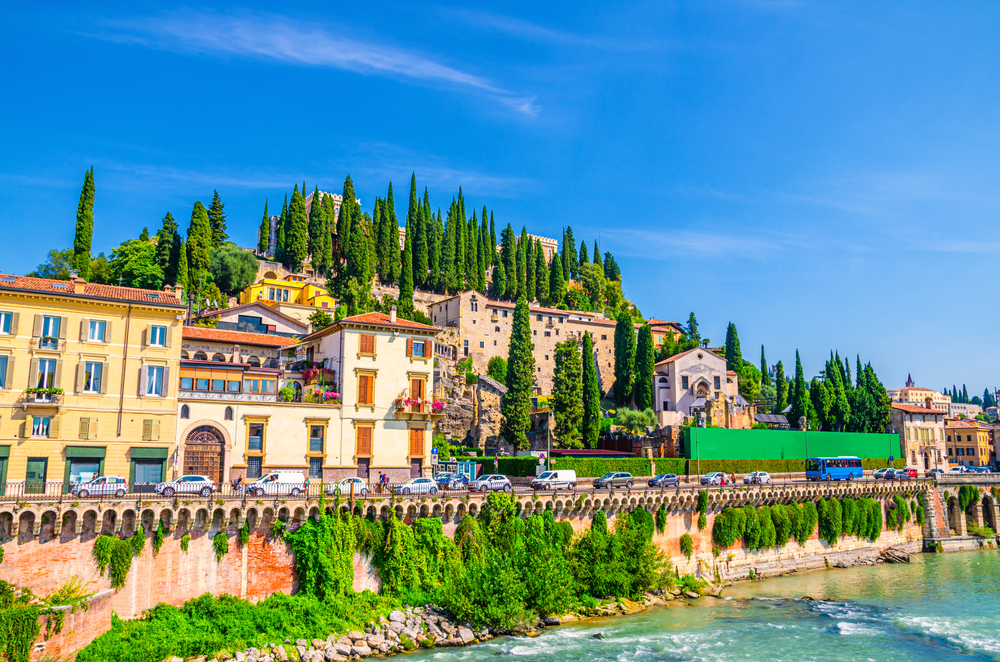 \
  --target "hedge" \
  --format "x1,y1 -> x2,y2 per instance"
684,458 -> 902,475
550,457 -> 652,477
